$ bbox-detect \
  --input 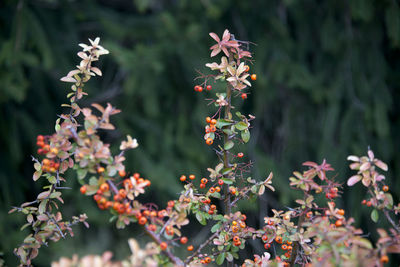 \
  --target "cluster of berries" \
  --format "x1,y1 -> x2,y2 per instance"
194,84 -> 212,92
